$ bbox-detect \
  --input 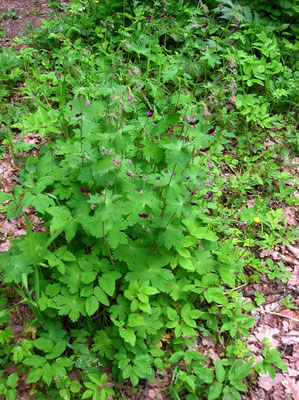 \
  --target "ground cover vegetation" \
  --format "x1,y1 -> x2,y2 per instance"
0,0 -> 298,399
